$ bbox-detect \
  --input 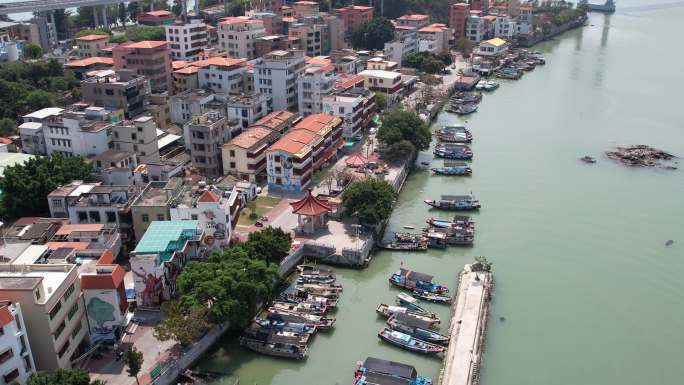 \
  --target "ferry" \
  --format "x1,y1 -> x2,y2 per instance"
377,328 -> 445,355
424,195 -> 481,211
388,268 -> 449,294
